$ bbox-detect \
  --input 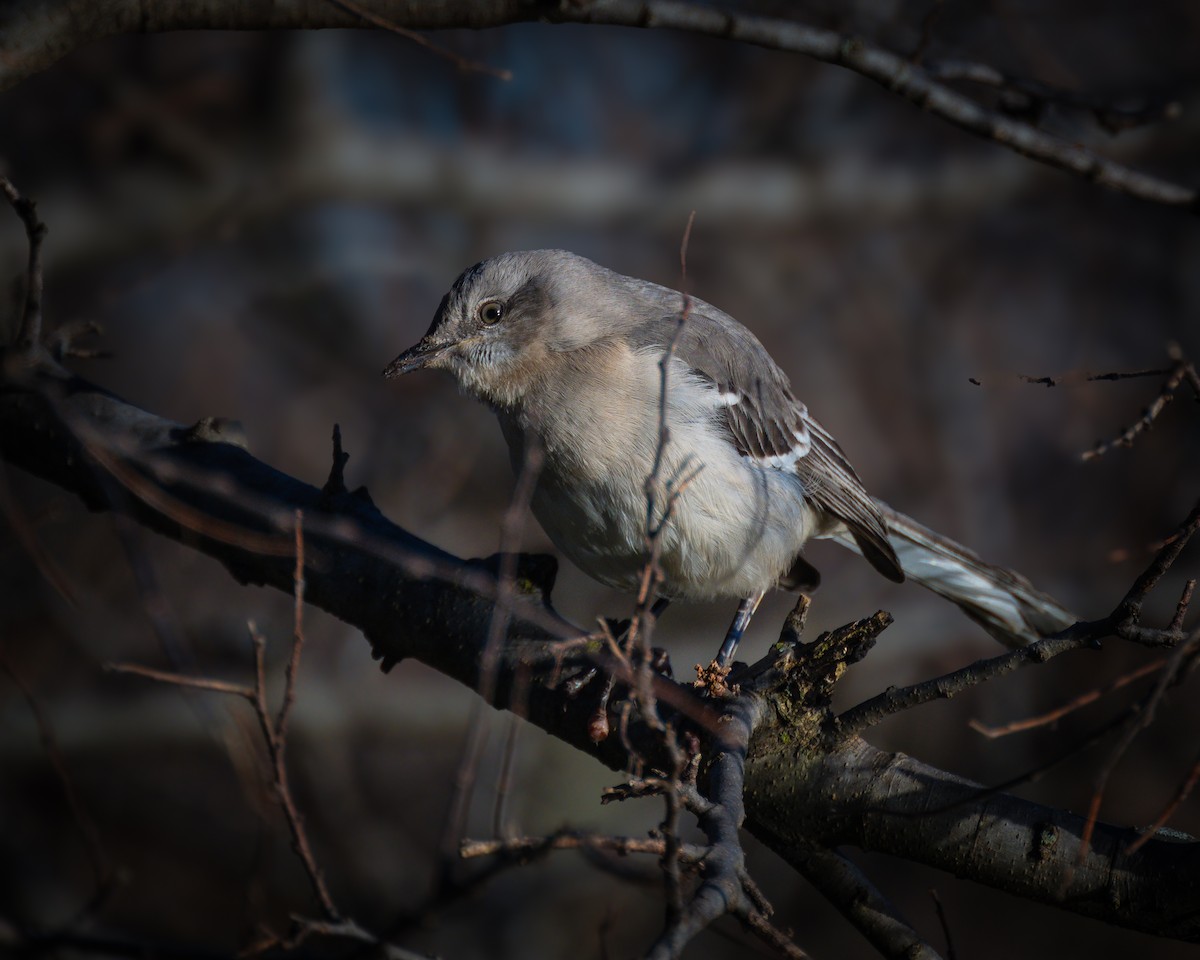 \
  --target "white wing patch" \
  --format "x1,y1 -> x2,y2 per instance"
755,427 -> 811,469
